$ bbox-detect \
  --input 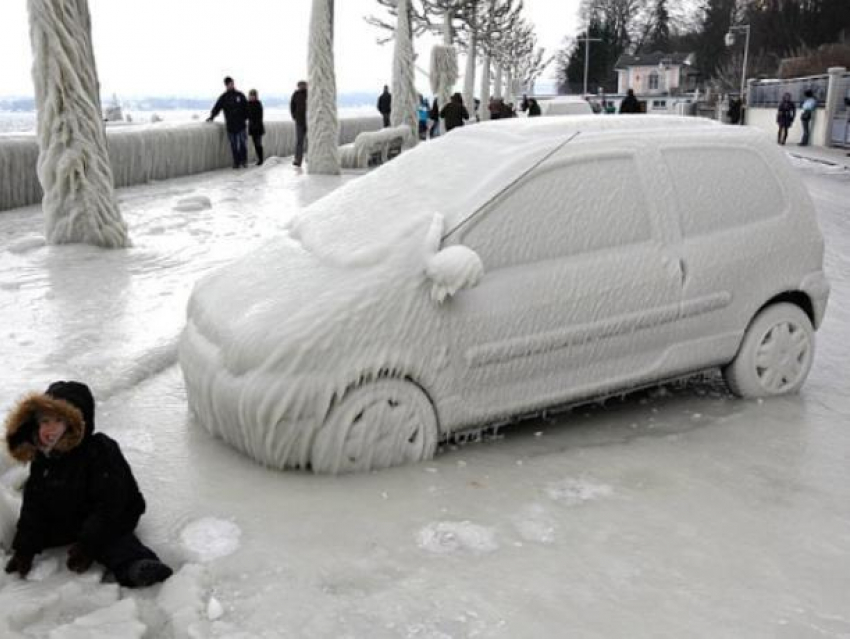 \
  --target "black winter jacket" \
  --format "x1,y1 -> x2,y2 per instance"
290,88 -> 307,126
377,91 -> 392,115
246,100 -> 265,136
210,89 -> 248,134
5,382 -> 146,558
440,101 -> 469,131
